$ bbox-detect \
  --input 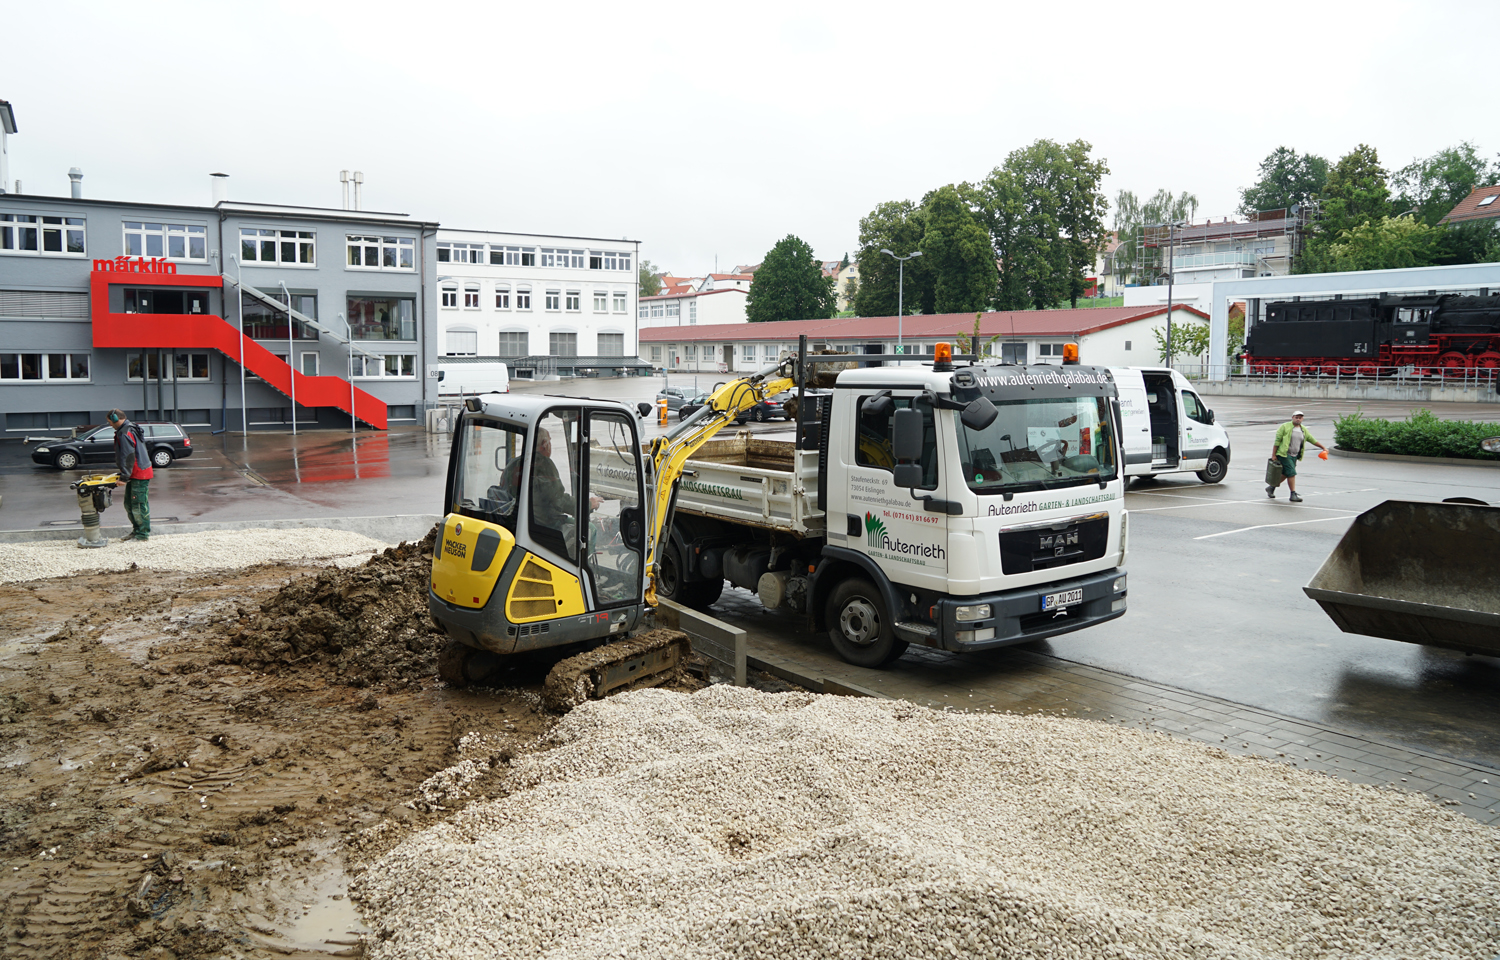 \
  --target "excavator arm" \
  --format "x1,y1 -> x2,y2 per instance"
642,359 -> 799,606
